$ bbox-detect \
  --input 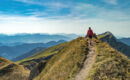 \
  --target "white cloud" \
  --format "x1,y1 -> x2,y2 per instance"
66,3 -> 130,21
14,0 -> 130,21
1,1 -> 130,37
0,14 -> 130,37
103,0 -> 118,5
